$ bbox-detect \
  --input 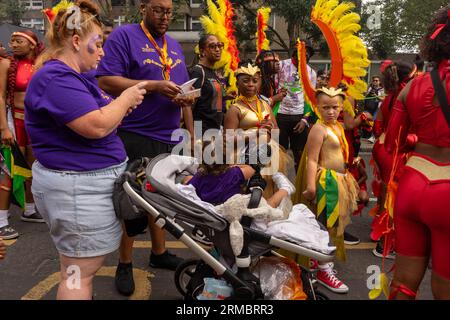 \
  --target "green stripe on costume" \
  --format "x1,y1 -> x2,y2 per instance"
316,169 -> 339,229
